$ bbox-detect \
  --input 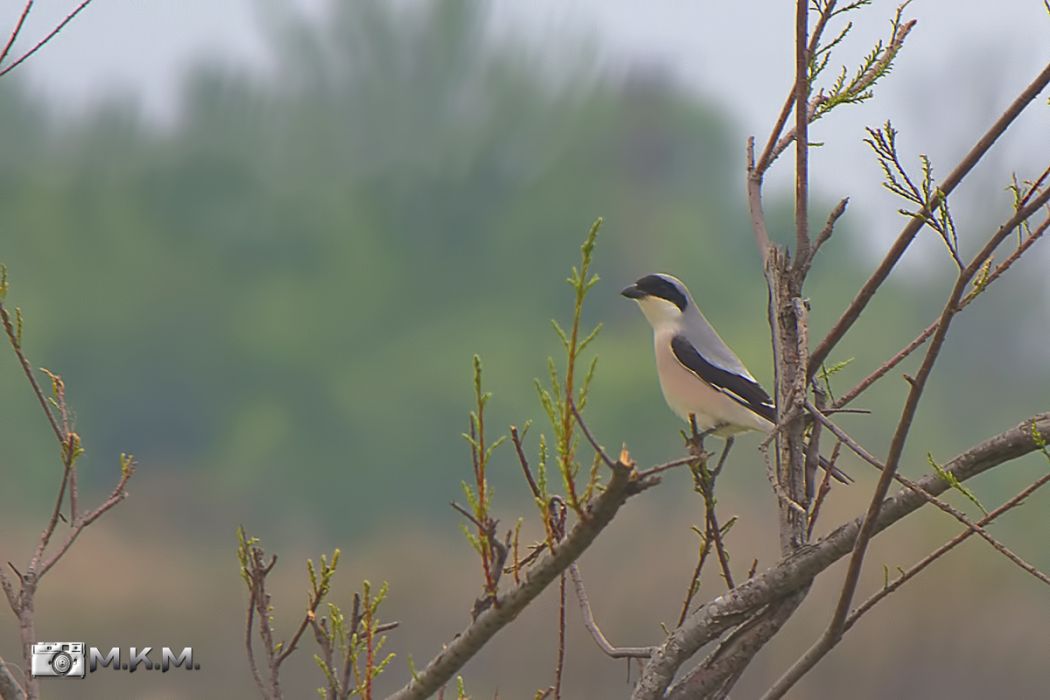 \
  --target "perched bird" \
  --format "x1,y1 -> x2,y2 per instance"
621,272 -> 849,484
